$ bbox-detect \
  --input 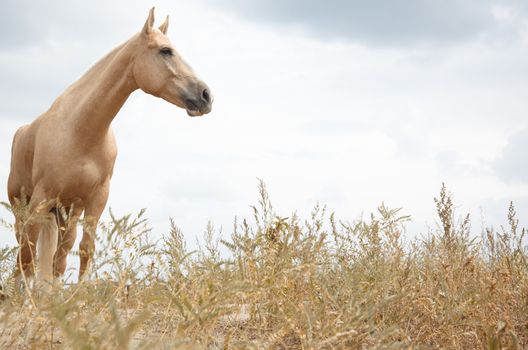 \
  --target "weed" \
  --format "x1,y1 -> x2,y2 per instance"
0,181 -> 527,349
